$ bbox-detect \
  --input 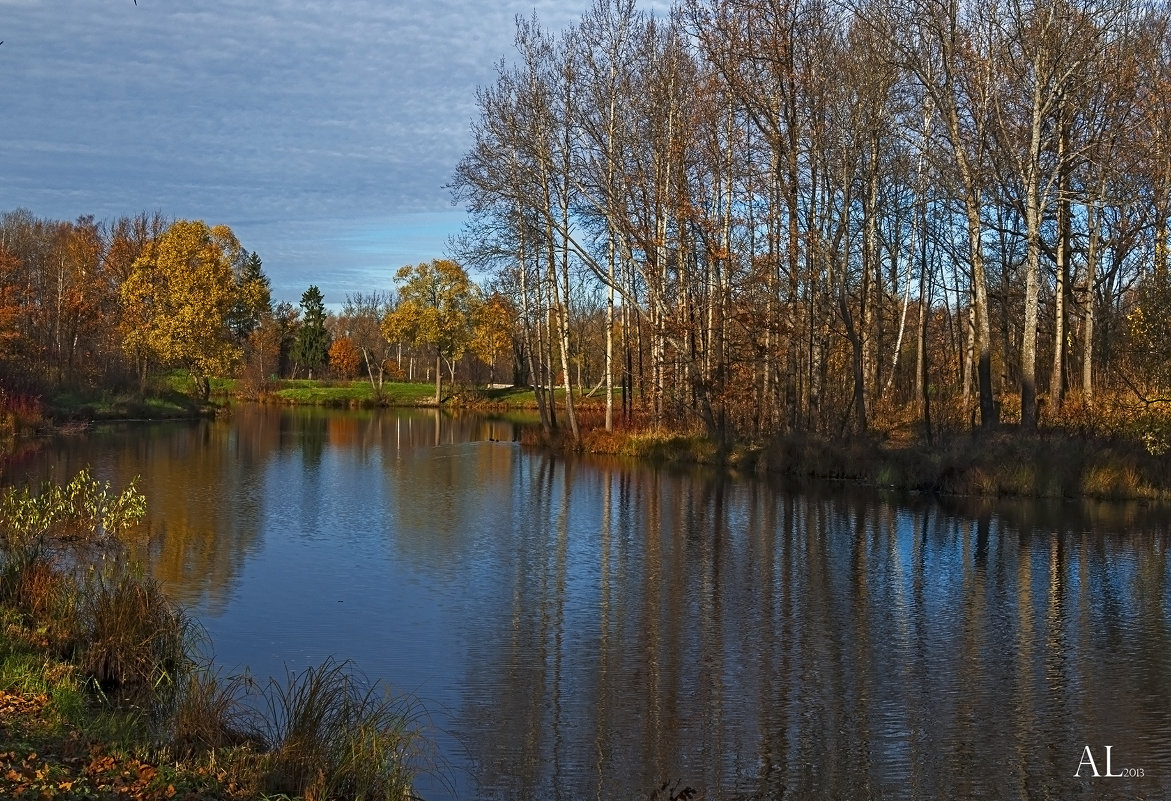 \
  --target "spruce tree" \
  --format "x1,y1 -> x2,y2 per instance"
293,284 -> 331,379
